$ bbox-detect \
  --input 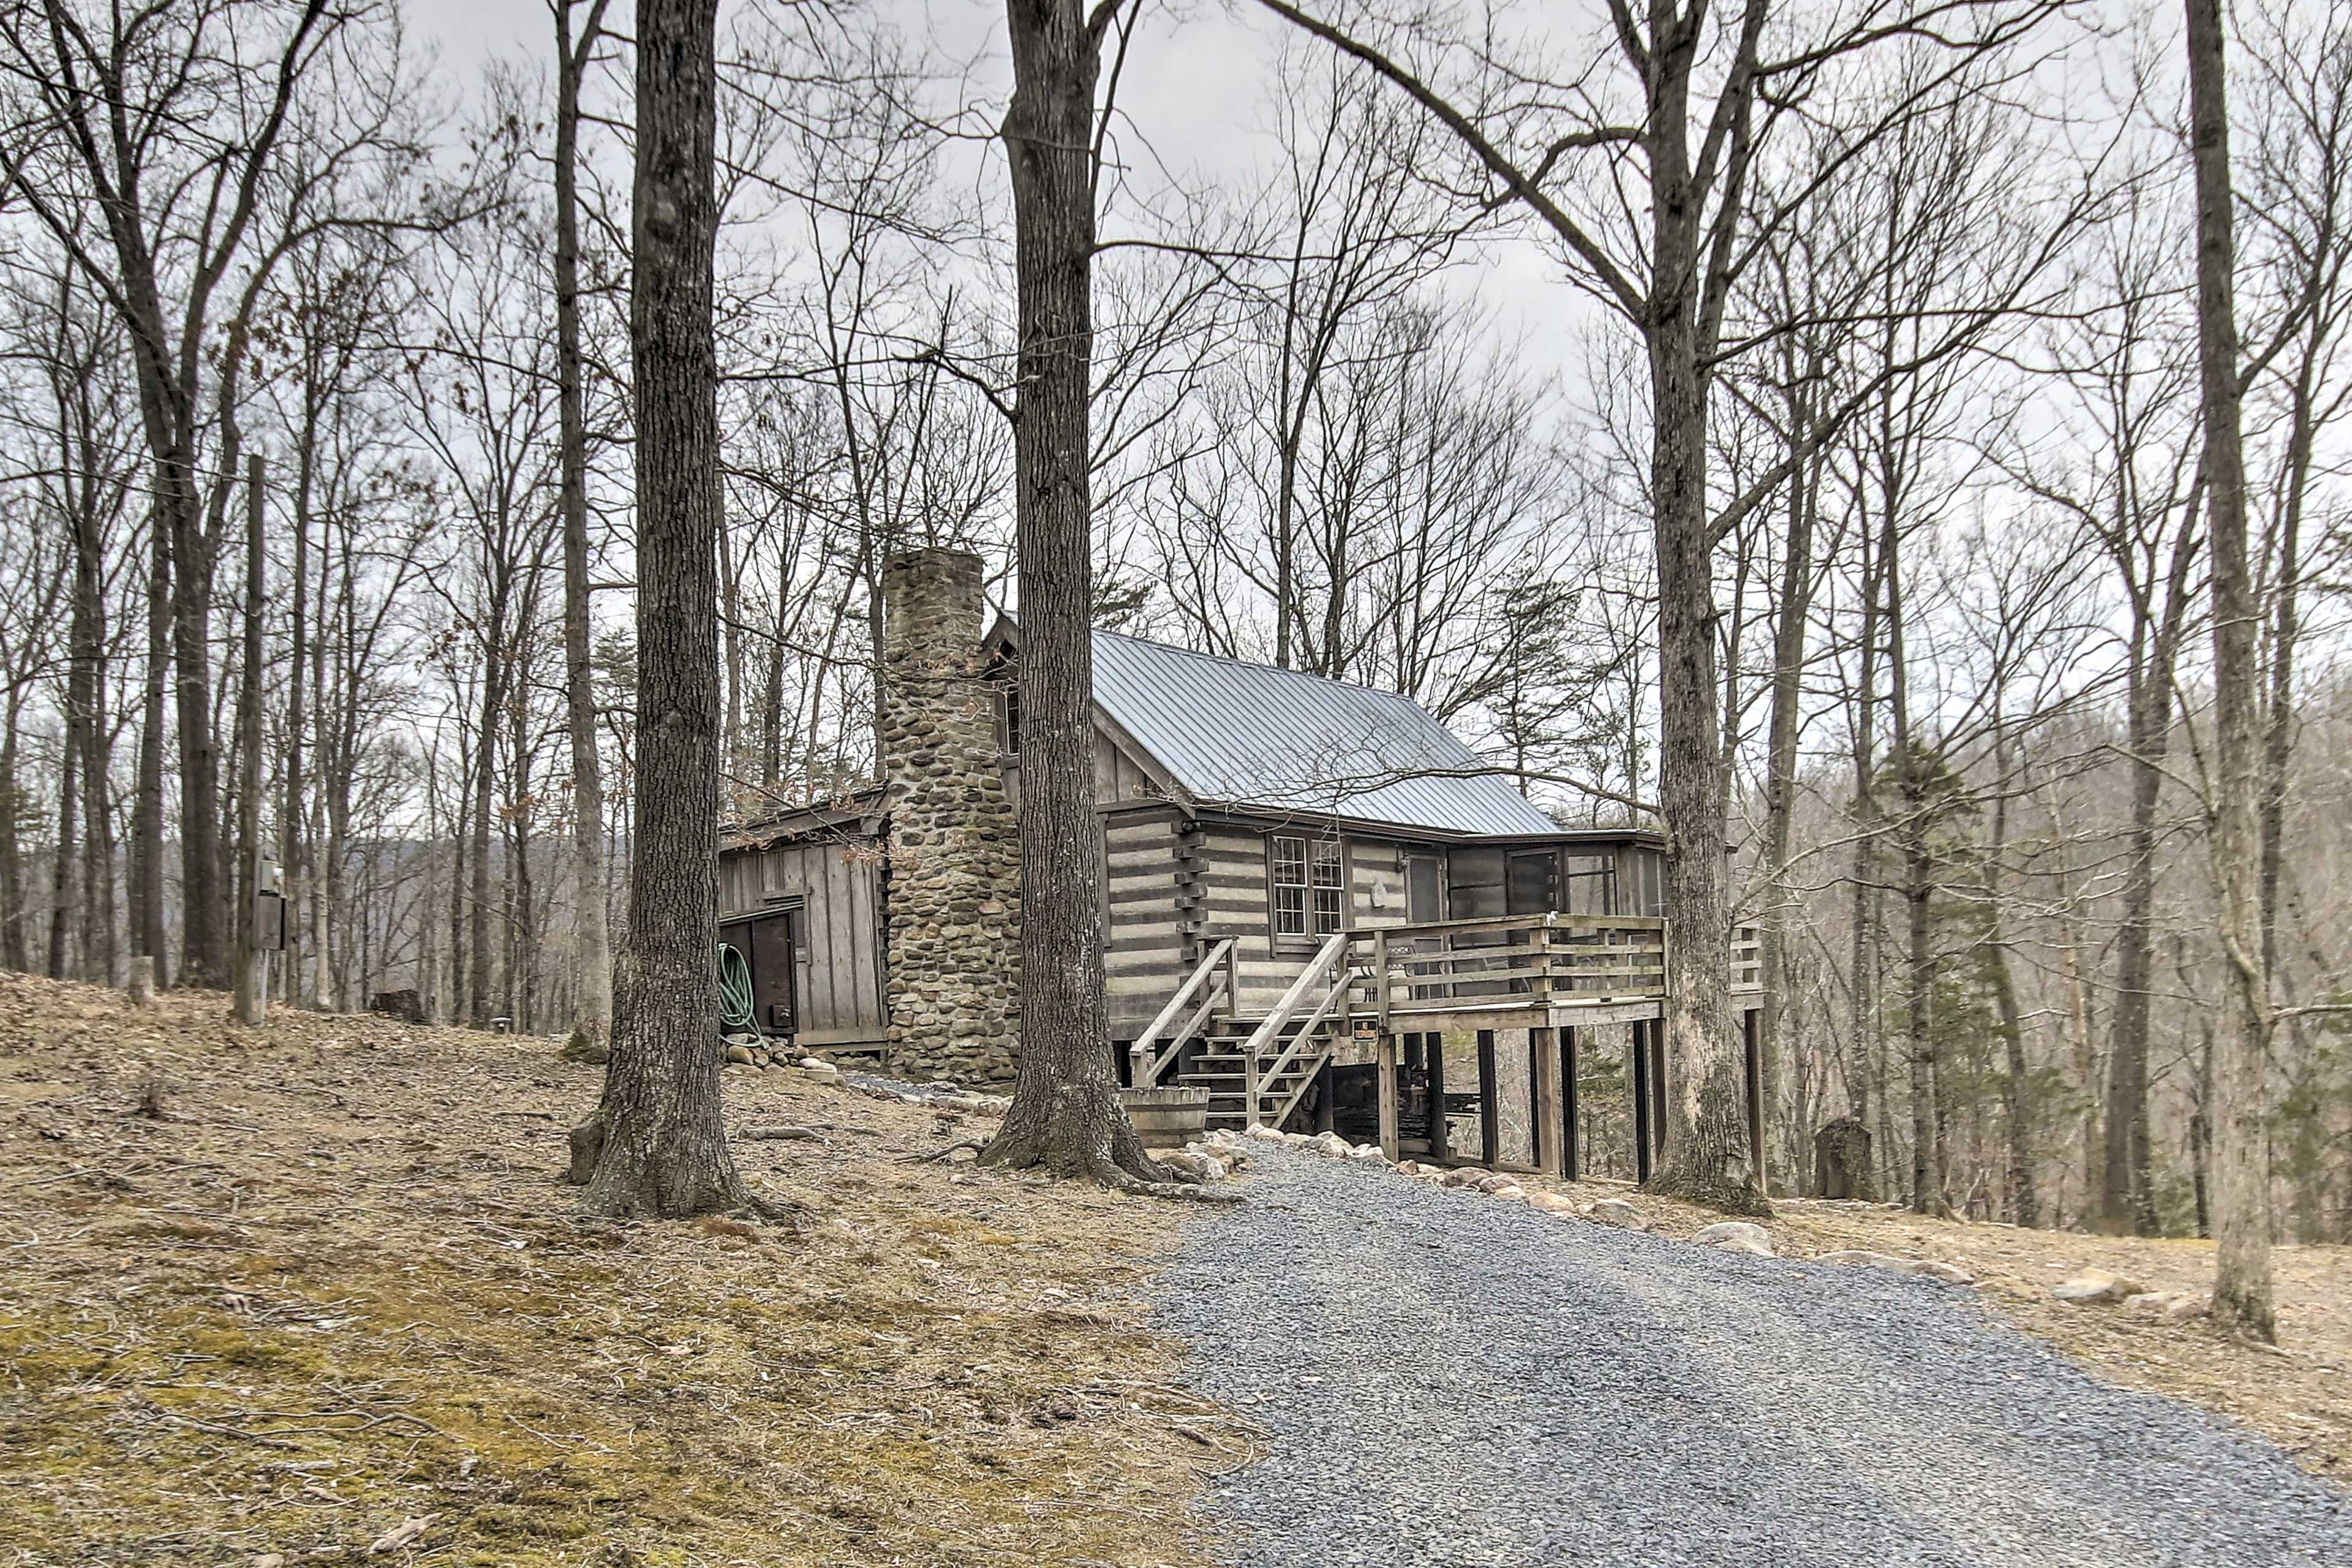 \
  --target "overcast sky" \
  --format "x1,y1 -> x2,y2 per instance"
399,0 -> 1583,381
